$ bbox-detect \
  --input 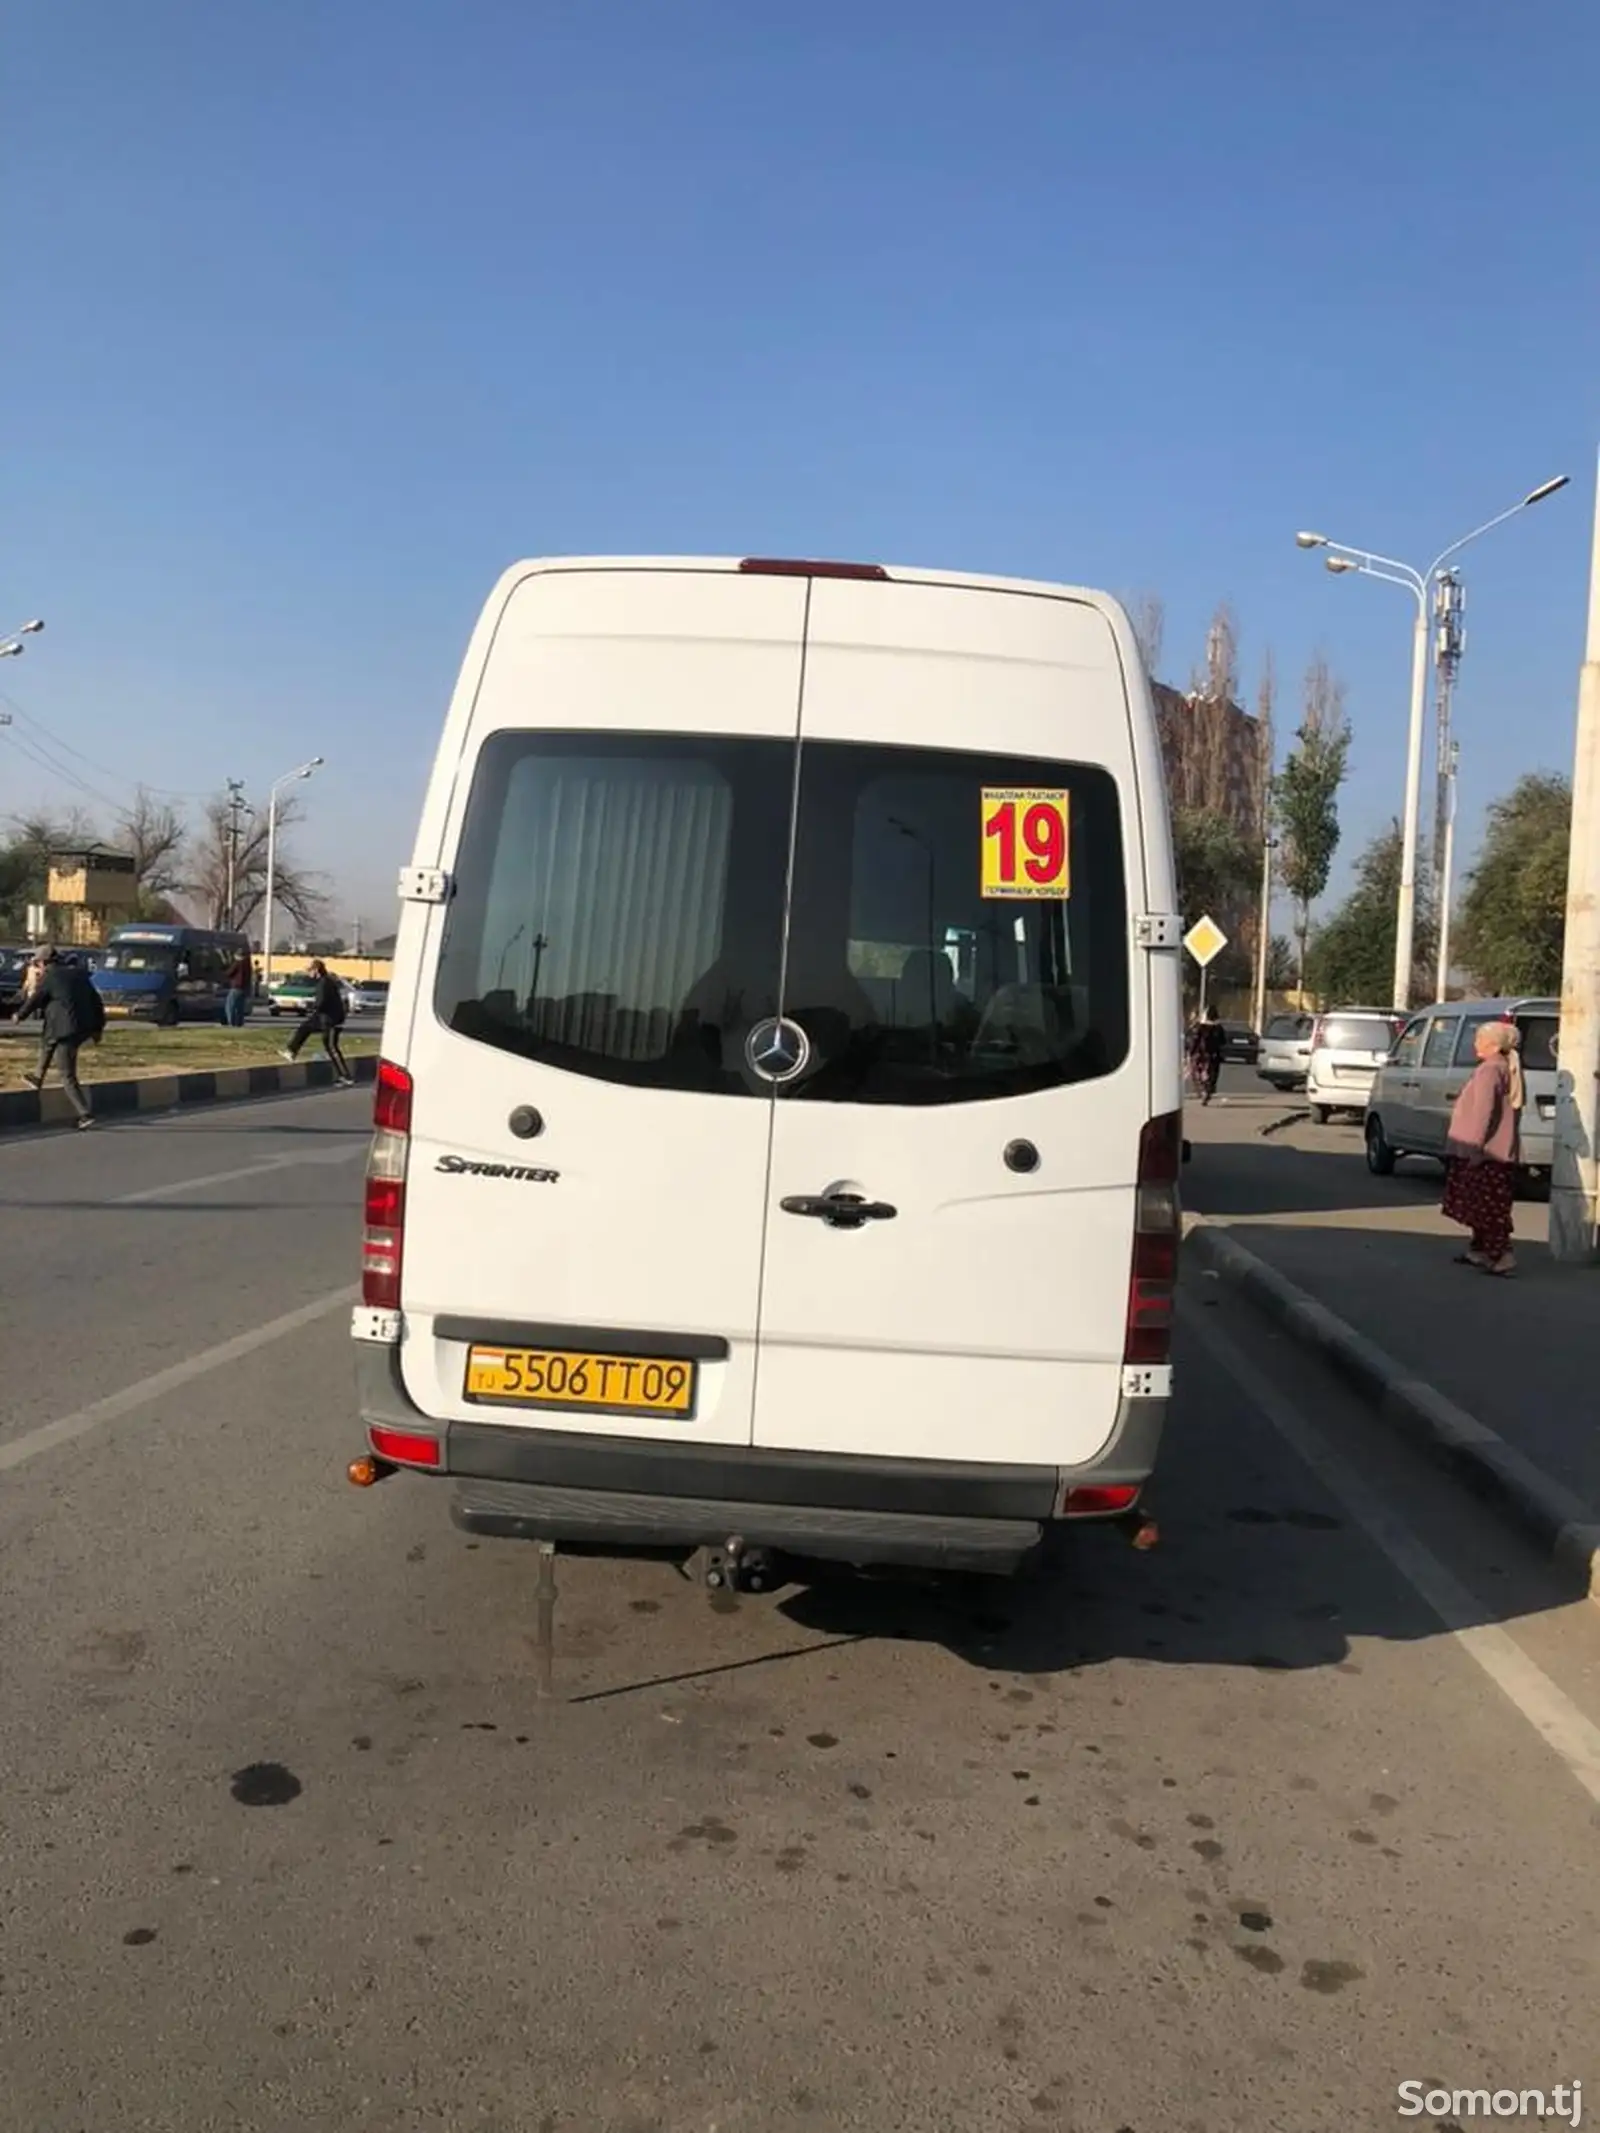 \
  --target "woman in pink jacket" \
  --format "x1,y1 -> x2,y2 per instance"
1441,1019 -> 1524,1276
